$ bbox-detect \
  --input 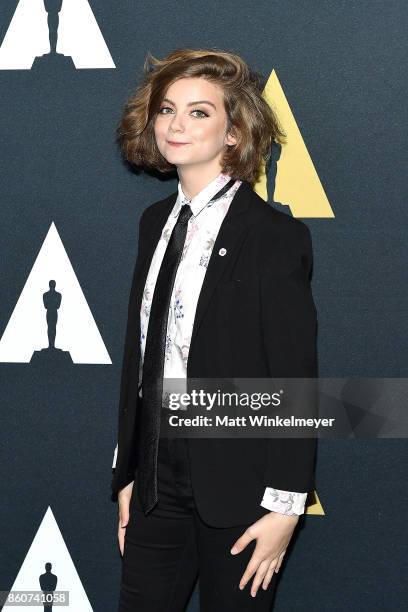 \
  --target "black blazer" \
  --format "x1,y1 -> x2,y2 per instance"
111,180 -> 318,527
